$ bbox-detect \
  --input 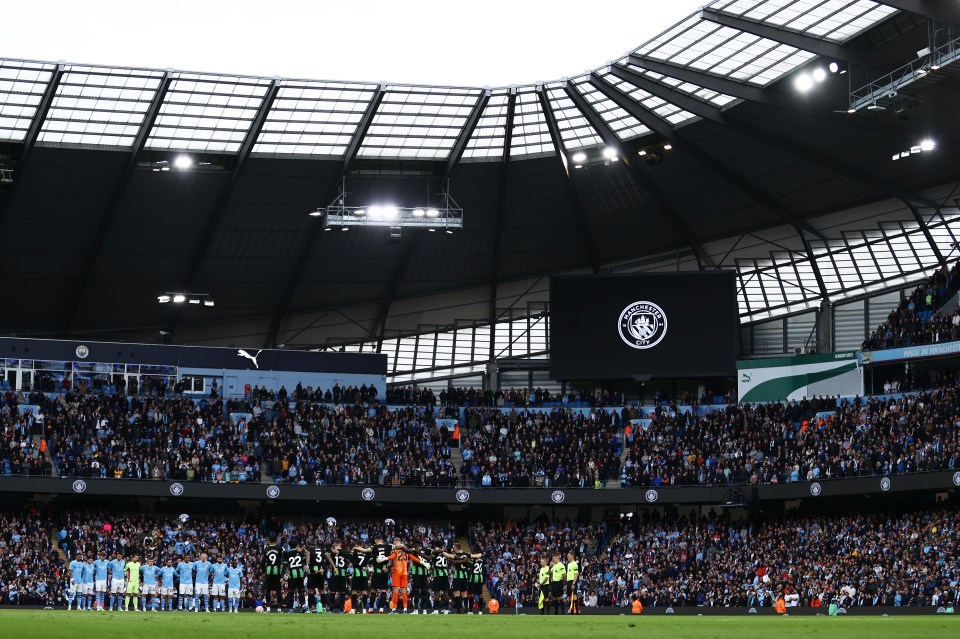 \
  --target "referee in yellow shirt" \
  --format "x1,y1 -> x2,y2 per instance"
537,557 -> 550,615
566,552 -> 580,615
549,553 -> 566,615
